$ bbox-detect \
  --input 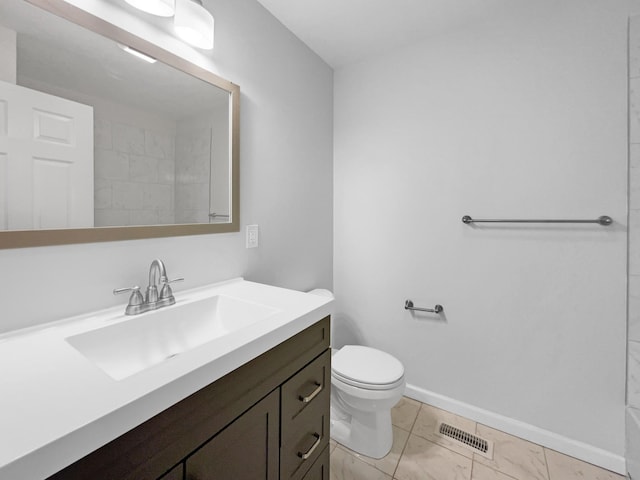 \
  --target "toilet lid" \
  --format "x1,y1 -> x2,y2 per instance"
332,345 -> 404,387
